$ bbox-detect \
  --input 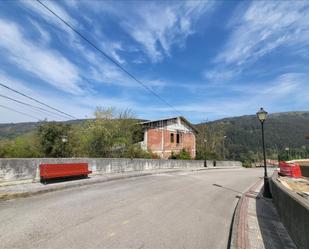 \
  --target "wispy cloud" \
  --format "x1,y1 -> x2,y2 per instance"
124,1 -> 214,62
0,72 -> 139,122
22,0 -> 78,27
28,18 -> 51,45
216,1 -> 309,65
0,19 -> 83,94
148,72 -> 309,121
83,1 -> 215,63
